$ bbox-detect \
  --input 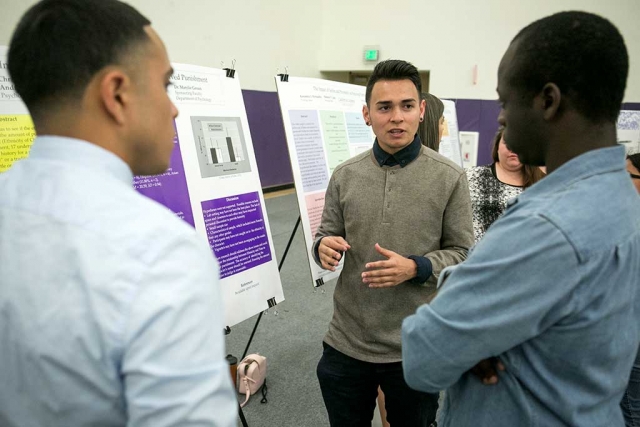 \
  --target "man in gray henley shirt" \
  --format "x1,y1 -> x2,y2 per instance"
313,59 -> 474,426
